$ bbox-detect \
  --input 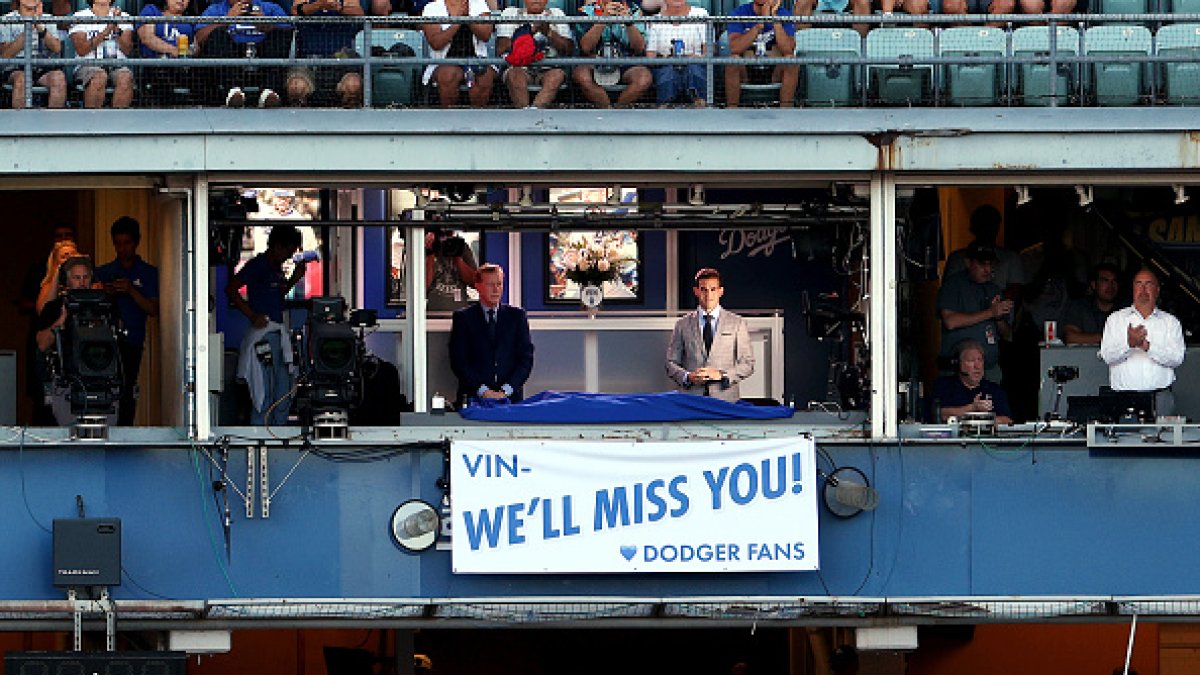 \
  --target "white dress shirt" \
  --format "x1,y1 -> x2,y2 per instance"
1098,305 -> 1186,391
